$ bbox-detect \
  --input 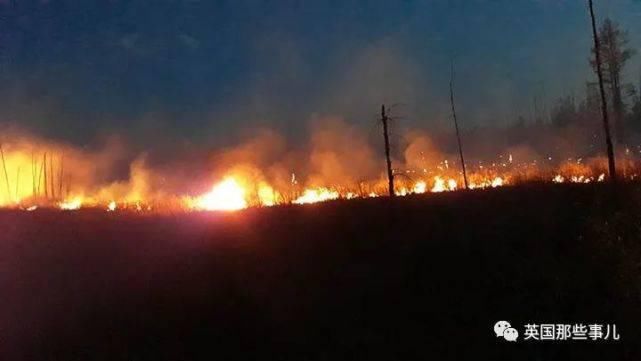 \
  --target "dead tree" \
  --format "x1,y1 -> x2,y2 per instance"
31,151 -> 36,197
43,152 -> 48,198
59,155 -> 64,197
49,155 -> 55,199
0,144 -> 10,199
588,0 -> 617,181
449,61 -> 469,189
589,18 -> 635,144
37,153 -> 44,196
15,167 -> 20,200
381,104 -> 395,197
